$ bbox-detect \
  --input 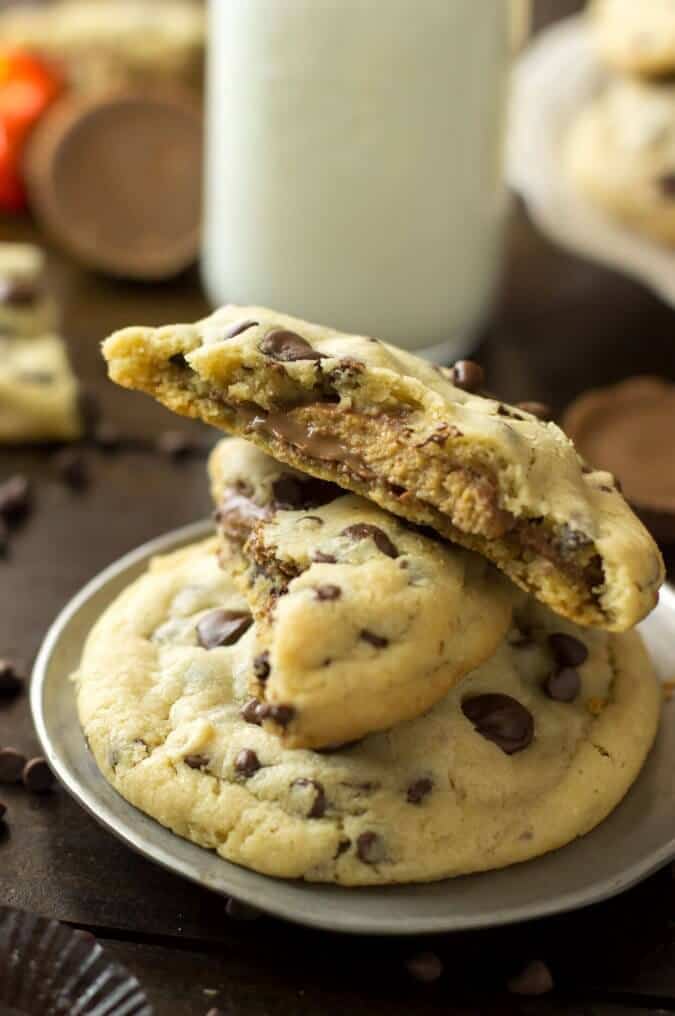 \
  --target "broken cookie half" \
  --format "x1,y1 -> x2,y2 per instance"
210,438 -> 515,750
103,305 -> 664,631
